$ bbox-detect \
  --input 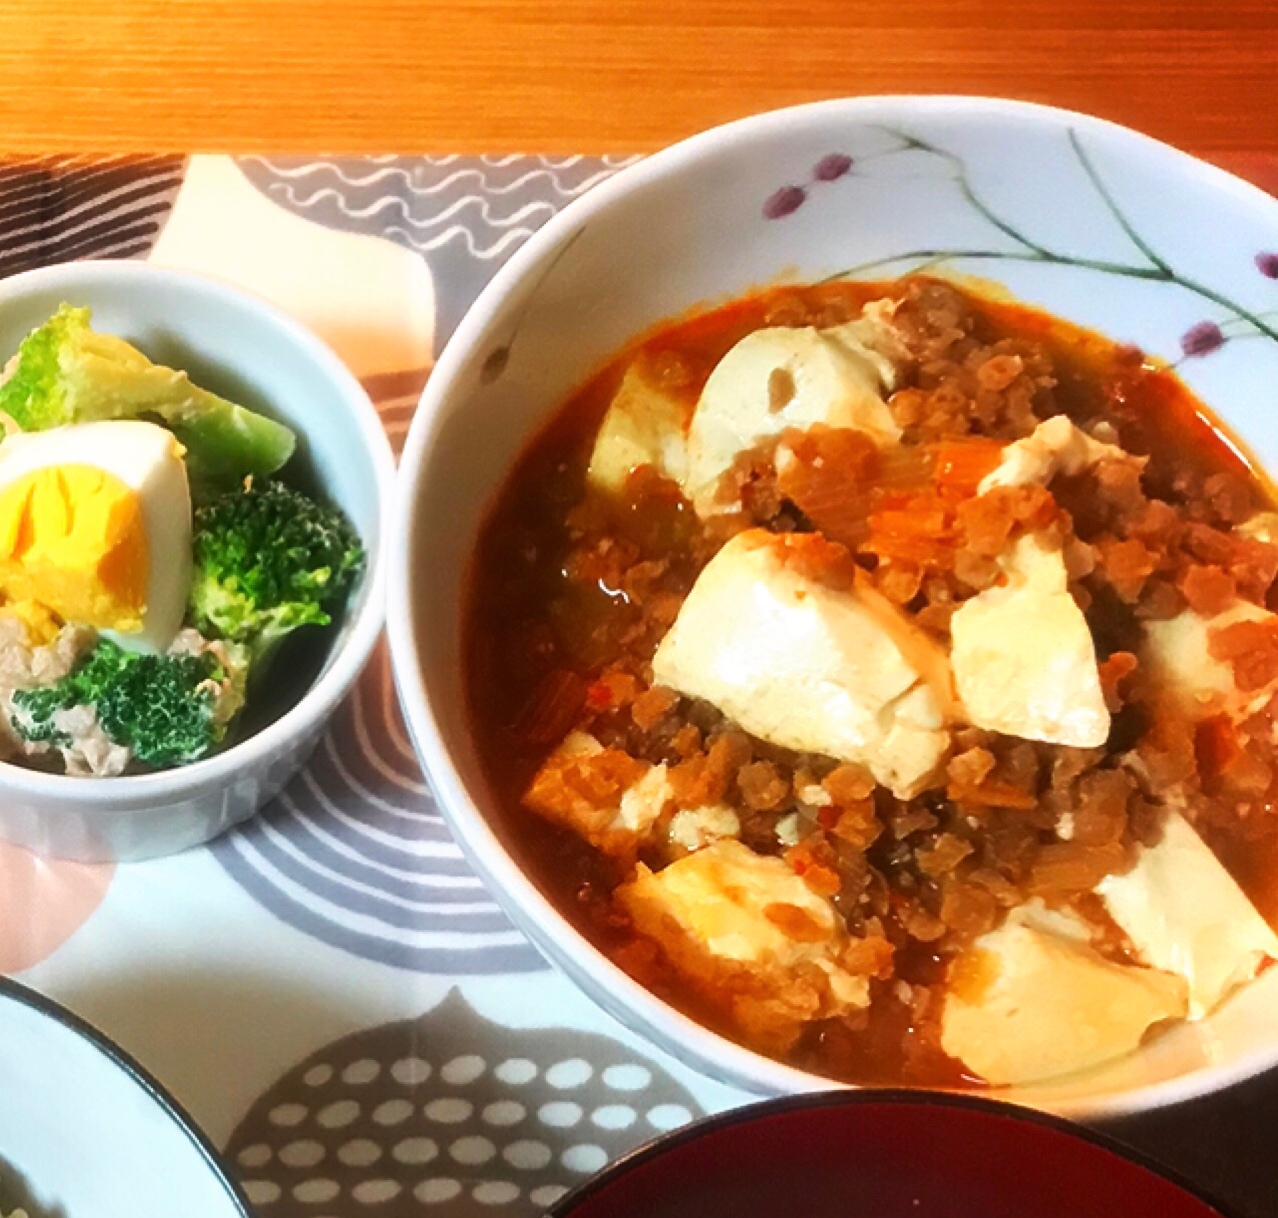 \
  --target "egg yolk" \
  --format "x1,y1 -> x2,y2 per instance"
0,465 -> 148,633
